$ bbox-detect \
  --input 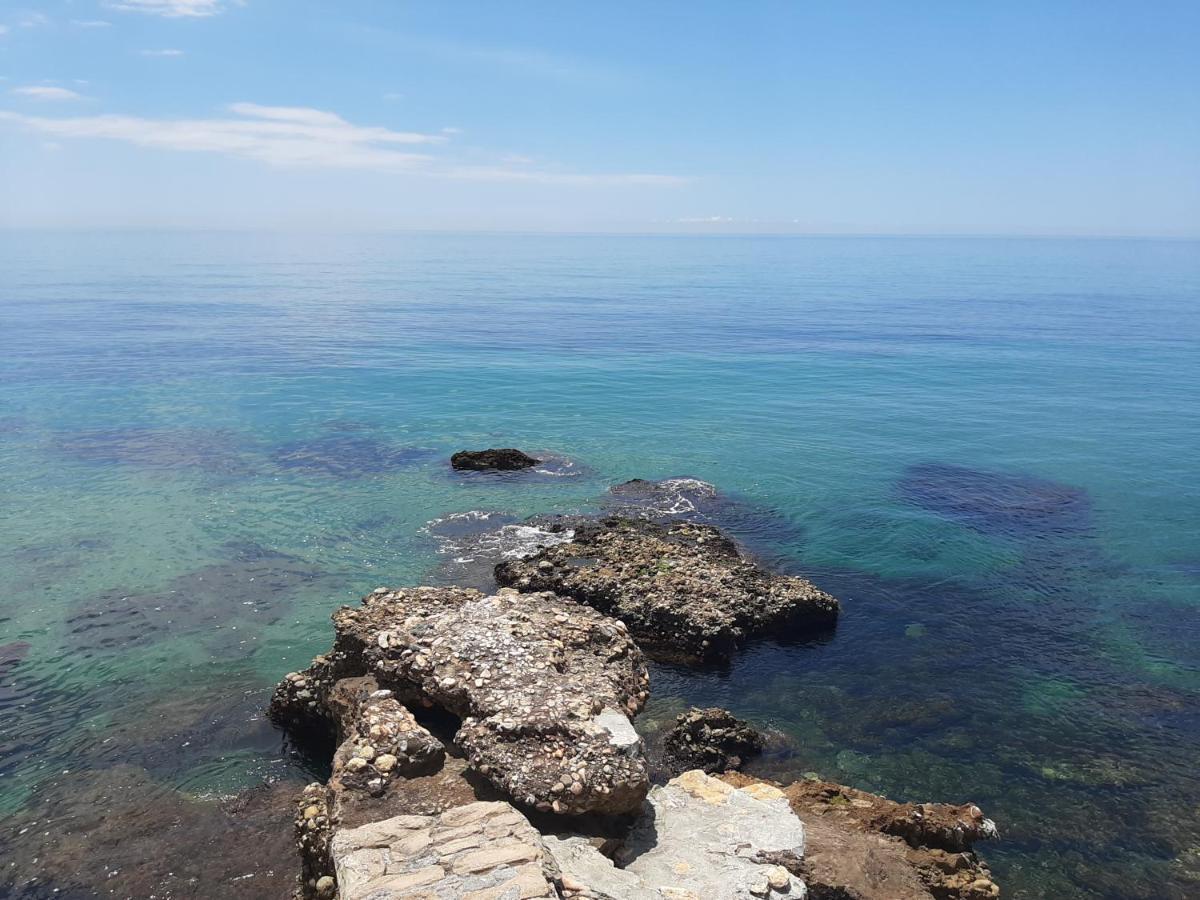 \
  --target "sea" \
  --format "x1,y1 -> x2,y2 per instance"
0,231 -> 1197,898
